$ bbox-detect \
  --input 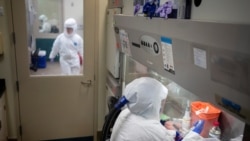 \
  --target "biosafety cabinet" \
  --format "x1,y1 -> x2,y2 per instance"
114,15 -> 250,140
